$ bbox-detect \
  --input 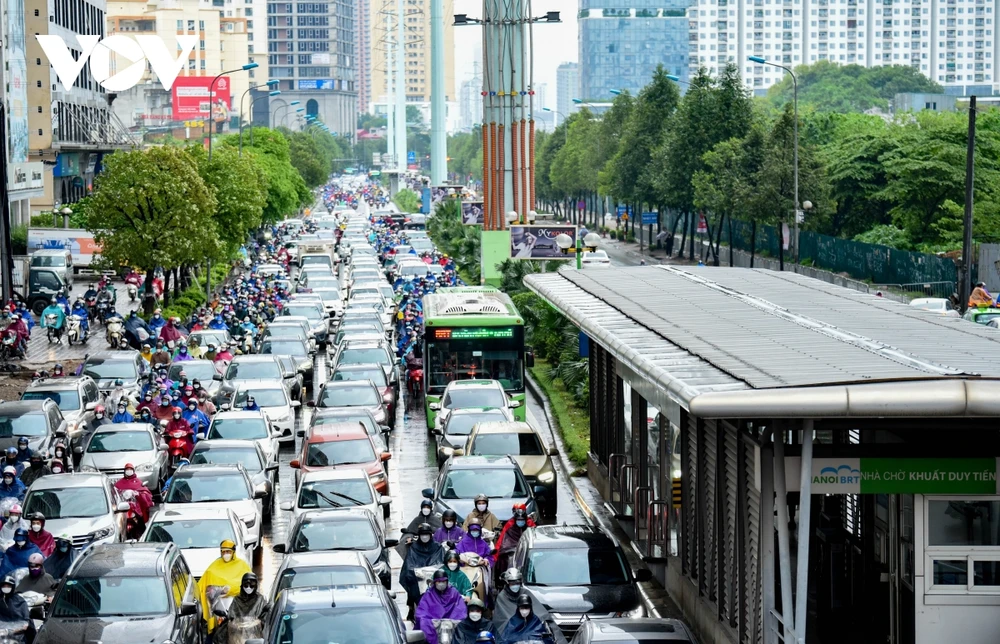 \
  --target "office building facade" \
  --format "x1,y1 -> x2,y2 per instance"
355,0 -> 371,115
267,0 -> 357,138
688,0 -> 997,95
578,1 -> 692,101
